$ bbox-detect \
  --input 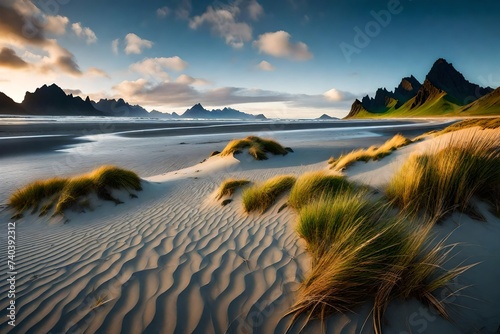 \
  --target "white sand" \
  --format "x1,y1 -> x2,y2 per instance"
0,127 -> 499,333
